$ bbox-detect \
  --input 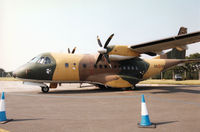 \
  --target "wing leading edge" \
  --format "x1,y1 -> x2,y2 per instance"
130,30 -> 200,55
